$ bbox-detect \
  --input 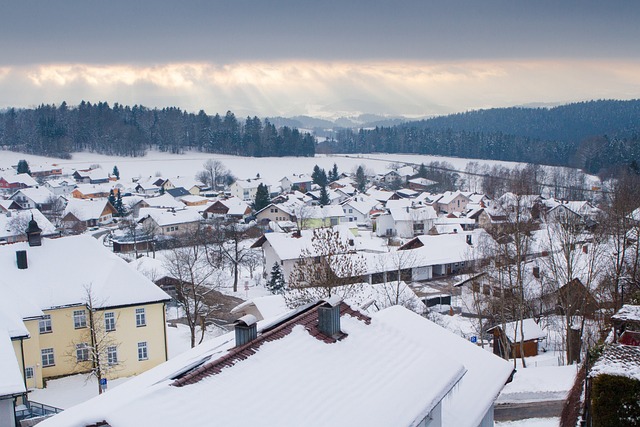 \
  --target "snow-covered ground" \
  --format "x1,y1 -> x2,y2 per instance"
0,148 -> 587,189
